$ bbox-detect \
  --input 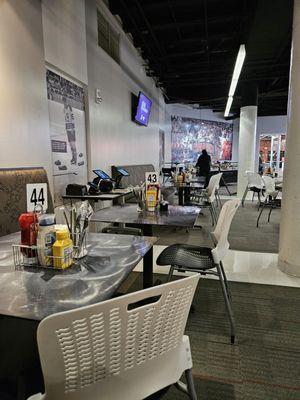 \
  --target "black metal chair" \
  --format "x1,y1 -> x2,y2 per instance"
257,176 -> 281,227
242,171 -> 264,209
157,199 -> 240,344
